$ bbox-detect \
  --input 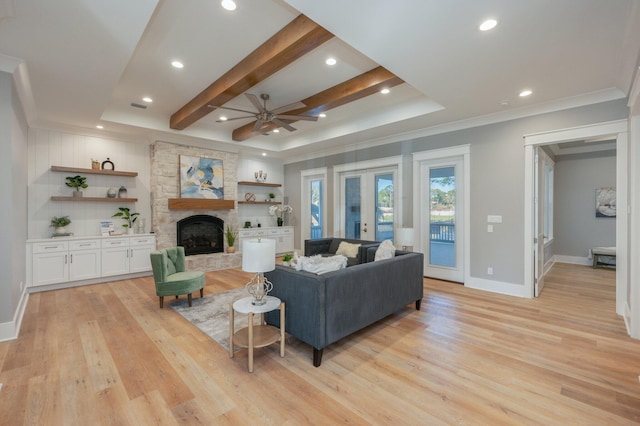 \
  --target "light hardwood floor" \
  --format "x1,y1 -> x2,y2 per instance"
1,263 -> 639,425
